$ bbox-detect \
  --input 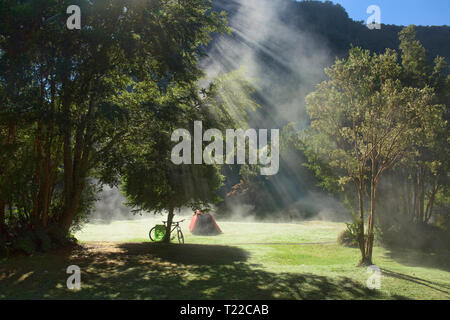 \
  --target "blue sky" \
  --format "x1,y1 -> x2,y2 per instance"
313,0 -> 450,26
